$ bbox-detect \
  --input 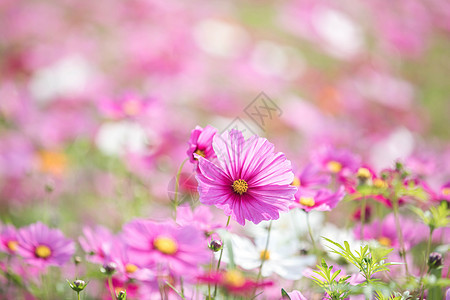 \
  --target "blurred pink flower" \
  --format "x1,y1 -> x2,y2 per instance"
16,222 -> 75,268
291,186 -> 345,212
0,224 -> 19,255
354,214 -> 427,249
176,205 -> 223,234
313,146 -> 360,180
123,219 -> 209,276
98,92 -> 153,119
79,225 -> 115,264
